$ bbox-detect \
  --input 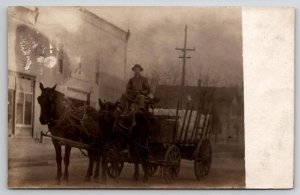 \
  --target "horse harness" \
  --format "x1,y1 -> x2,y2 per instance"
114,111 -> 149,152
48,96 -> 98,140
